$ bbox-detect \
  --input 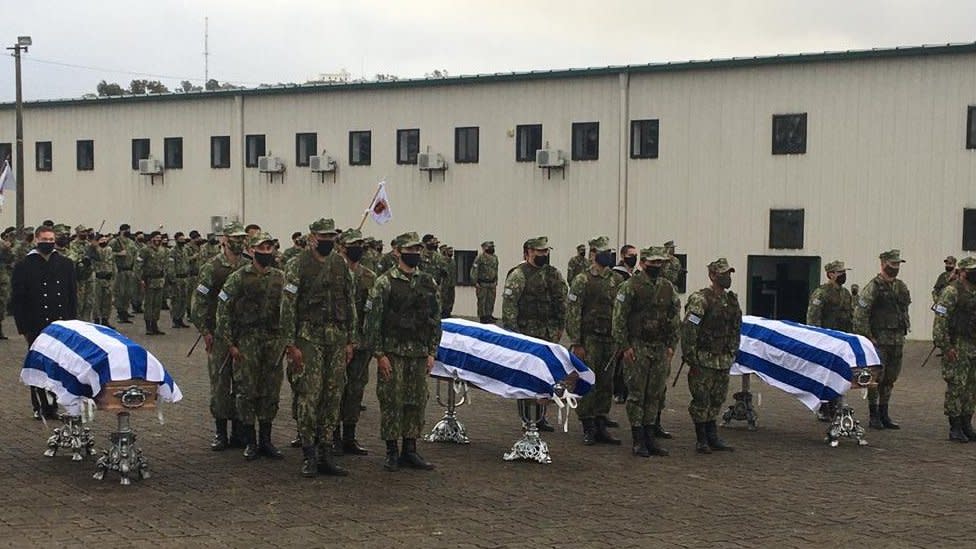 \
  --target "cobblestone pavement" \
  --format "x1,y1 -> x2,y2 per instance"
0,313 -> 971,548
